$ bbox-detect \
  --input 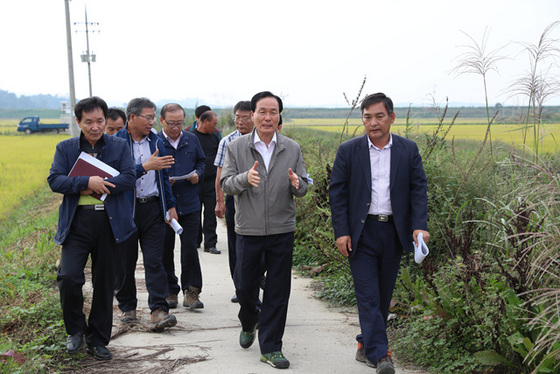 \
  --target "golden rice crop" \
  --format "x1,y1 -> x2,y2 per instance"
0,134 -> 69,219
285,120 -> 560,154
